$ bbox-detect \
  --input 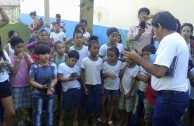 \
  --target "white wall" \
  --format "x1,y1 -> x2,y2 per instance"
93,0 -> 194,30
20,0 -> 80,22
